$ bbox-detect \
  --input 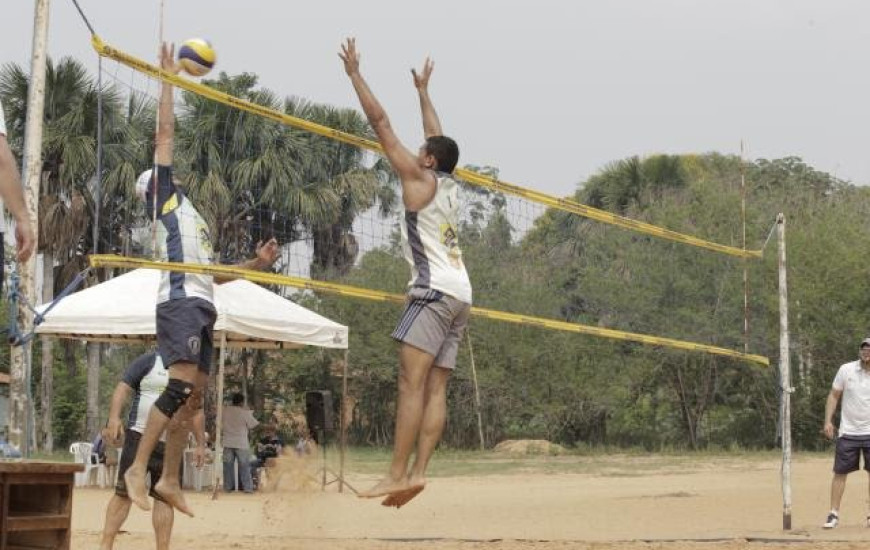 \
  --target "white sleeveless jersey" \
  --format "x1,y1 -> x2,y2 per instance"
400,173 -> 472,304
